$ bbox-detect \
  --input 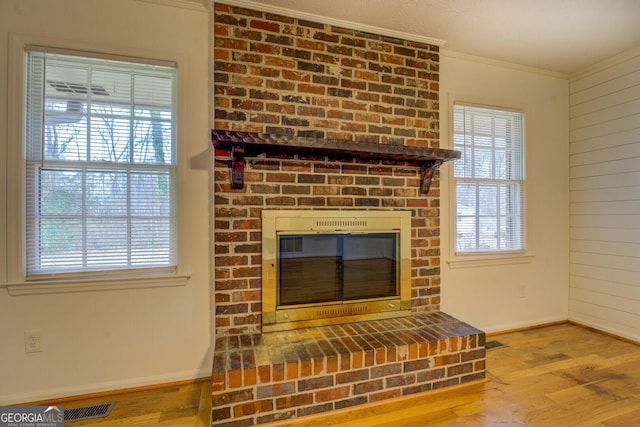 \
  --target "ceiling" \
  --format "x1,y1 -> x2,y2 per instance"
243,0 -> 640,75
